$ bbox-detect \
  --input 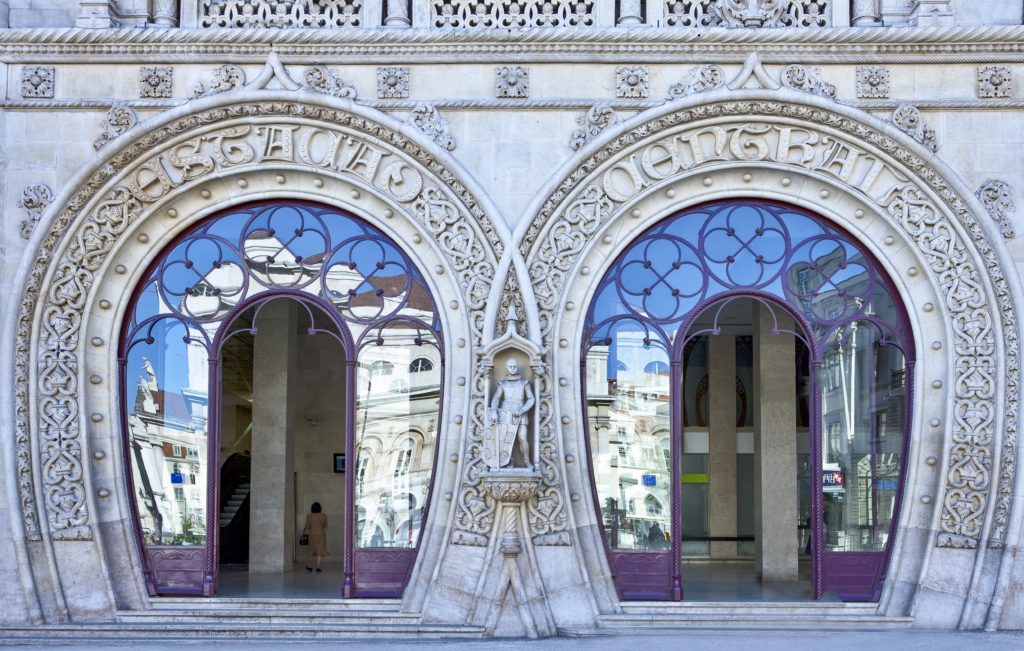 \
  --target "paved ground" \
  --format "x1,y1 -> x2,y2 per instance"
3,630 -> 1023,650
